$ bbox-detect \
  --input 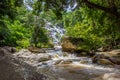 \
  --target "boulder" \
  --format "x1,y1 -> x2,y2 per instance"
37,53 -> 52,62
108,57 -> 120,65
92,49 -> 120,65
54,60 -> 62,65
96,49 -> 120,57
97,59 -> 115,65
2,46 -> 17,53
108,49 -> 120,56
61,36 -> 84,52
54,59 -> 72,65
92,73 -> 120,80
28,46 -> 46,53
0,47 -> 47,80
60,60 -> 72,64
38,56 -> 51,62
92,54 -> 107,63
14,49 -> 52,63
80,60 -> 90,64
102,73 -> 120,80
97,46 -> 112,52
